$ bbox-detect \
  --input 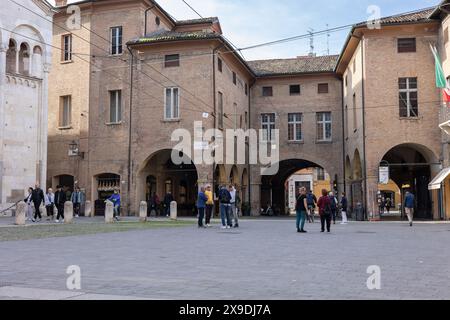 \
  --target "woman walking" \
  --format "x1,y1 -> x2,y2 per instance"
296,187 -> 308,233
317,189 -> 332,233
45,188 -> 55,221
